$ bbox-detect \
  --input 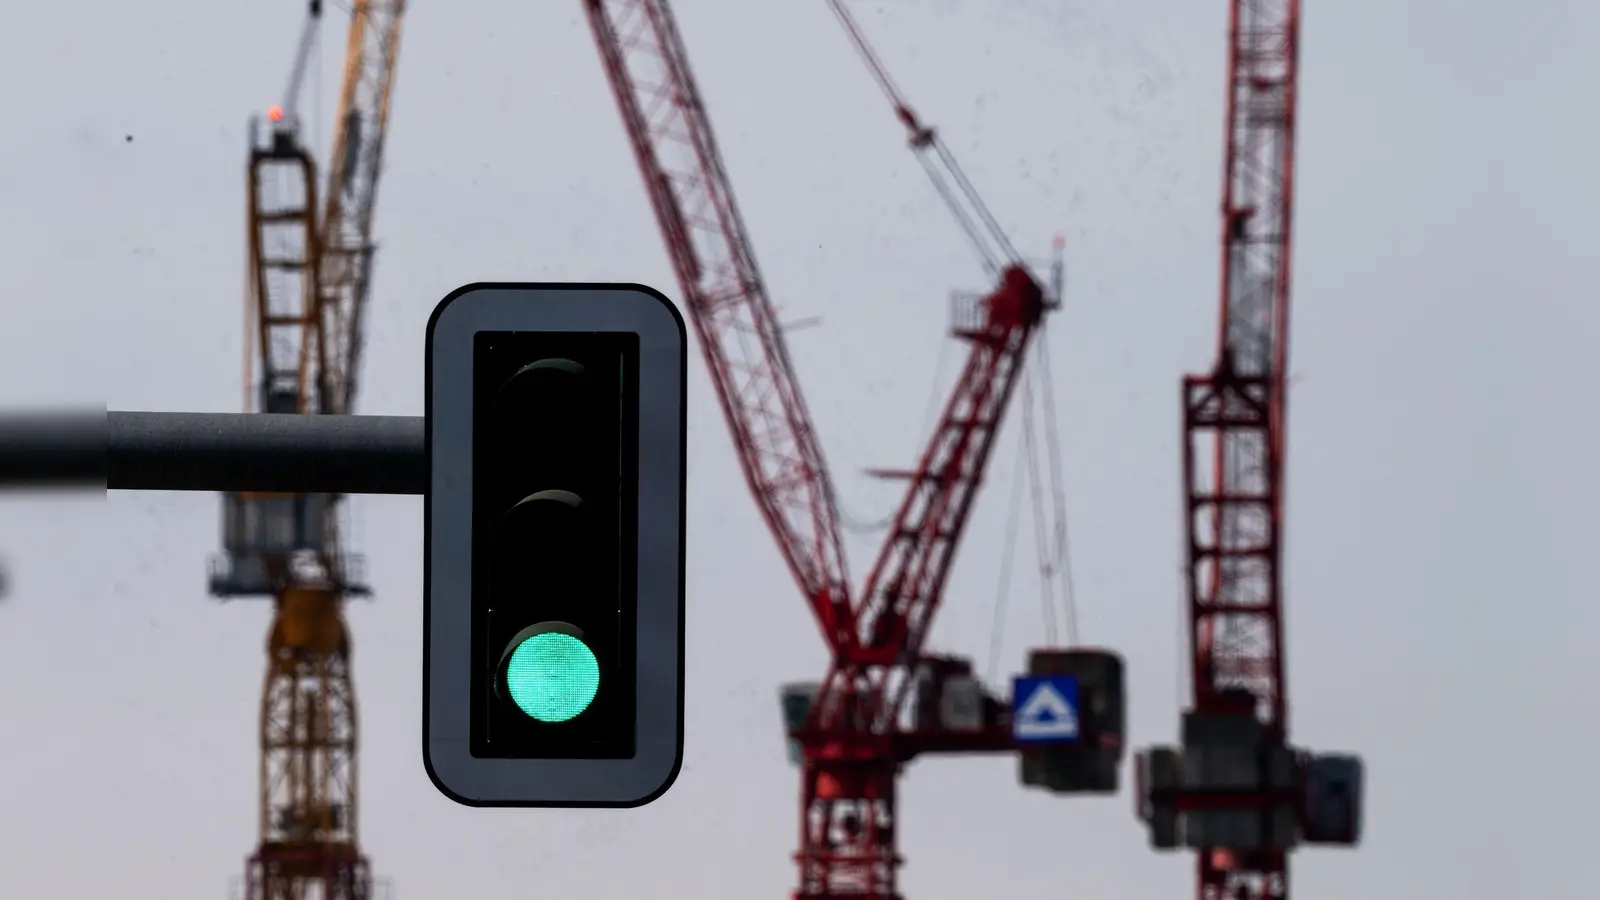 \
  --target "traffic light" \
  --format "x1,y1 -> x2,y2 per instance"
424,282 -> 687,808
